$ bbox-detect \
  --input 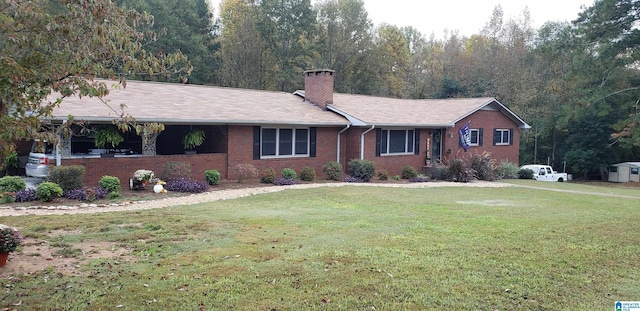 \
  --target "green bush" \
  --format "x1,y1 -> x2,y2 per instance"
376,170 -> 389,180
261,168 -> 276,184
446,158 -> 476,183
497,161 -> 519,179
108,192 -> 122,199
162,161 -> 192,181
469,152 -> 498,181
322,161 -> 343,181
299,167 -> 316,182
205,169 -> 221,185
424,166 -> 447,180
401,166 -> 418,179
98,175 -> 121,194
47,165 -> 85,191
0,192 -> 15,204
36,182 -> 63,202
392,175 -> 400,181
281,168 -> 297,180
518,168 -> 534,179
0,176 -> 26,192
348,159 -> 376,182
